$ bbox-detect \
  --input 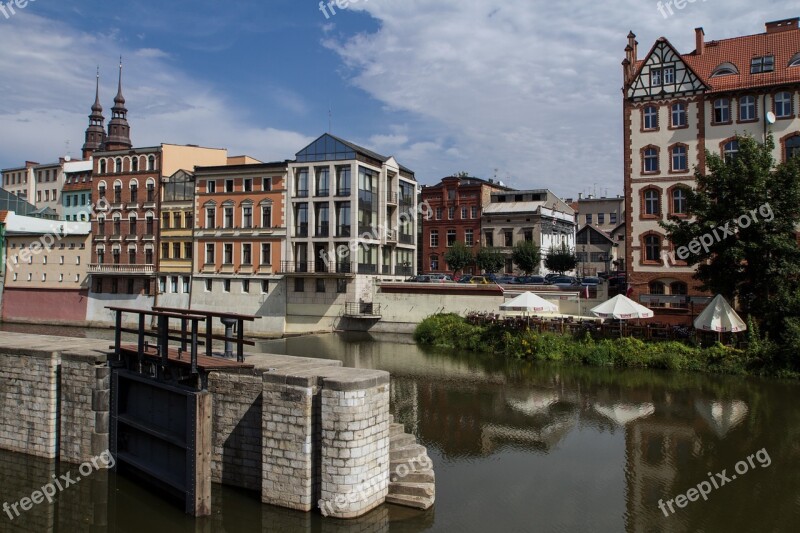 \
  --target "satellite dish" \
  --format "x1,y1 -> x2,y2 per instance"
766,111 -> 776,125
